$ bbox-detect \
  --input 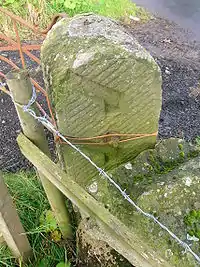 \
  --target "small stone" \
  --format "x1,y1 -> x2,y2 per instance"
2,120 -> 5,124
165,69 -> 171,75
129,15 -> 140,22
125,162 -> 133,170
184,177 -> 192,187
163,38 -> 172,44
88,181 -> 98,194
